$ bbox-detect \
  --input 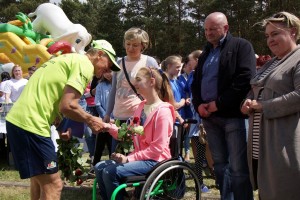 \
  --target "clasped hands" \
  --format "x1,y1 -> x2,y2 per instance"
111,152 -> 128,164
58,116 -> 111,141
241,99 -> 263,115
198,101 -> 217,118
87,116 -> 111,133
